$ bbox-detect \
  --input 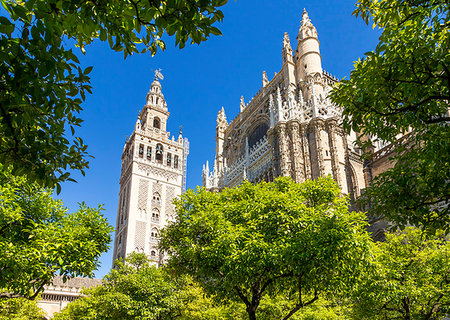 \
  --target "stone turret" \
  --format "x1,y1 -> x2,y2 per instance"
296,9 -> 324,101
